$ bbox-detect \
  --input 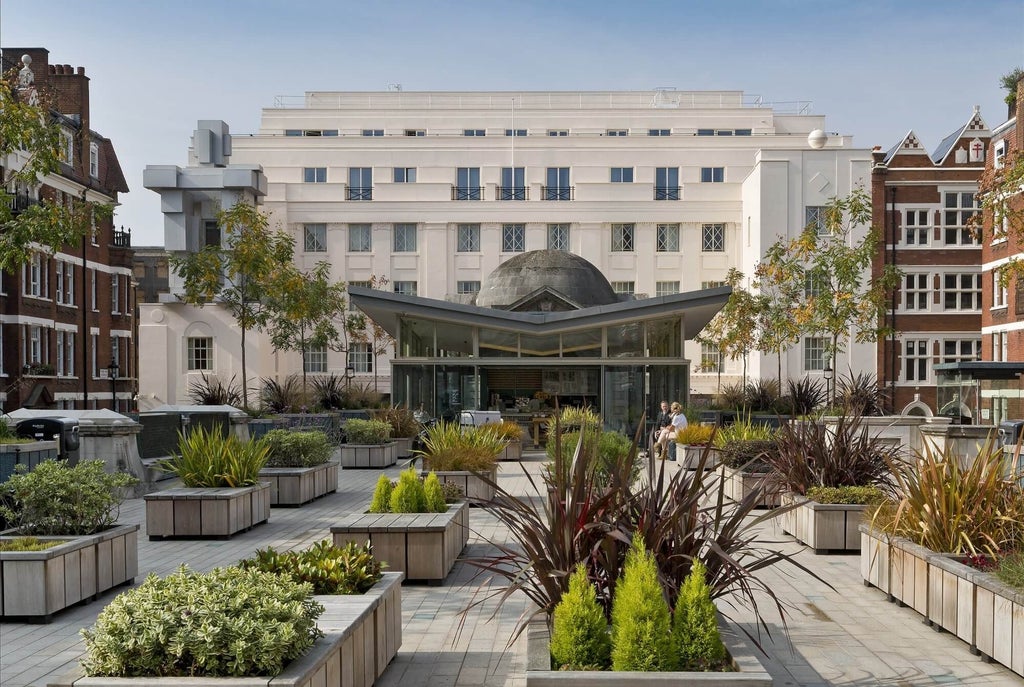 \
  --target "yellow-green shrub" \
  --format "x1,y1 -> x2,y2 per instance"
423,472 -> 447,513
368,474 -> 394,513
610,536 -> 675,671
672,560 -> 726,671
390,468 -> 427,513
550,563 -> 611,670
